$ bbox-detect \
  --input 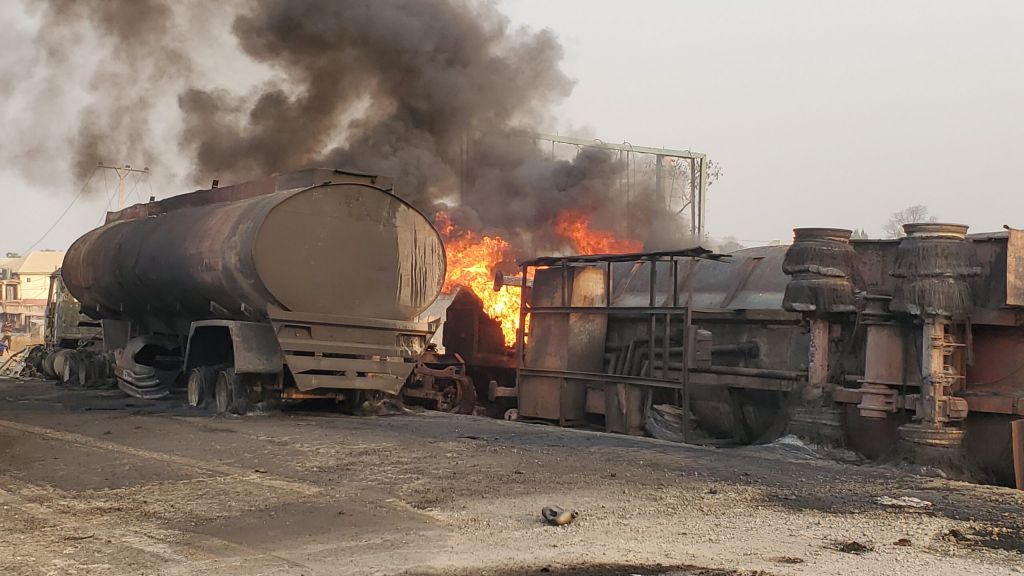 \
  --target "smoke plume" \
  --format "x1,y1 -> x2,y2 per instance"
4,0 -> 694,254
0,0 -> 203,185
